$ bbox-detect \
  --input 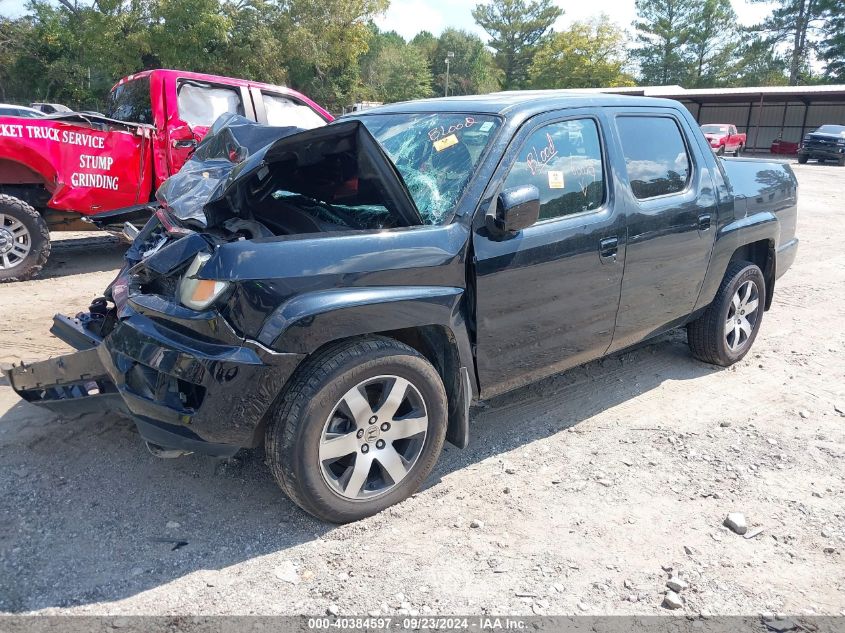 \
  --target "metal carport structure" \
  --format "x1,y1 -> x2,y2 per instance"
597,85 -> 845,153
